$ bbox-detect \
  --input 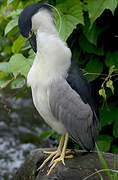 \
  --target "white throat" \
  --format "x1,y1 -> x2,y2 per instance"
32,9 -> 57,35
27,9 -> 71,88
